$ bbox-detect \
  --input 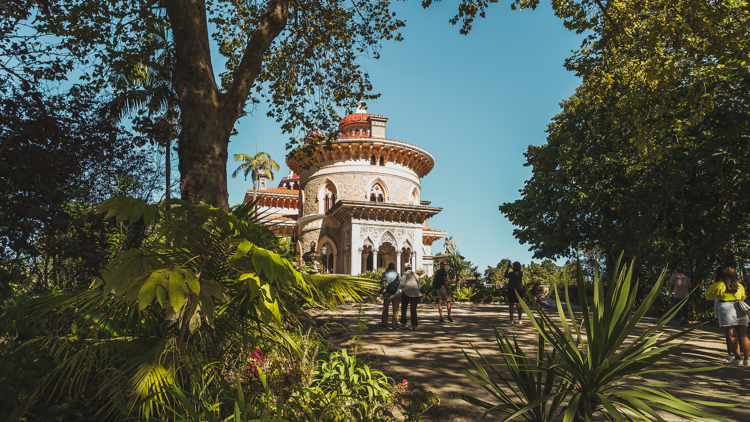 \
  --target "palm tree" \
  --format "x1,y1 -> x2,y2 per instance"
231,151 -> 280,205
107,23 -> 179,201
446,253 -> 471,291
